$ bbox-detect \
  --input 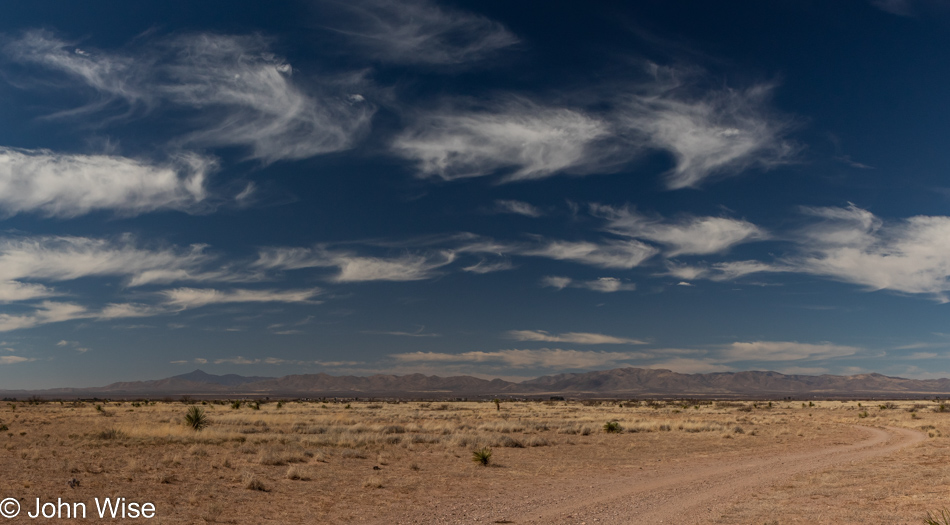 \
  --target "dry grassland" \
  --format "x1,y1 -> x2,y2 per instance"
0,398 -> 945,523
